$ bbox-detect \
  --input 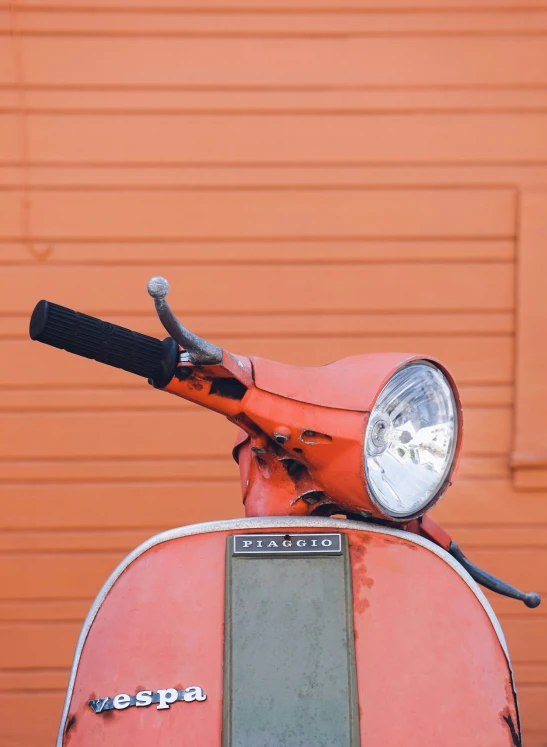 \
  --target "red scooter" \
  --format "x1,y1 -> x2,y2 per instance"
30,277 -> 539,747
